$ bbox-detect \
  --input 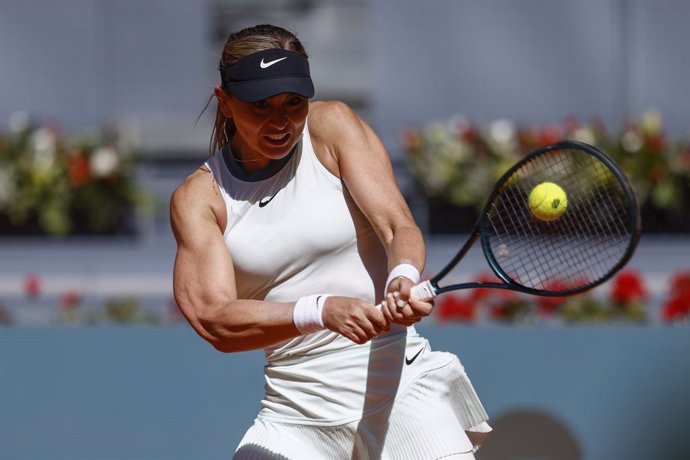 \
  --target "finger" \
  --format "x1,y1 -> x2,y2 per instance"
392,292 -> 420,320
341,329 -> 362,344
382,293 -> 395,314
369,307 -> 391,331
392,291 -> 408,314
407,298 -> 434,316
356,316 -> 382,341
402,314 -> 423,322
346,326 -> 370,344
380,297 -> 394,323
398,309 -> 419,322
383,293 -> 401,320
394,278 -> 414,298
397,320 -> 418,327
